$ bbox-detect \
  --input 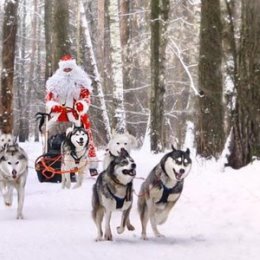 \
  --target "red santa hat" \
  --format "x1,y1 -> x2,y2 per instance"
58,54 -> 77,70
